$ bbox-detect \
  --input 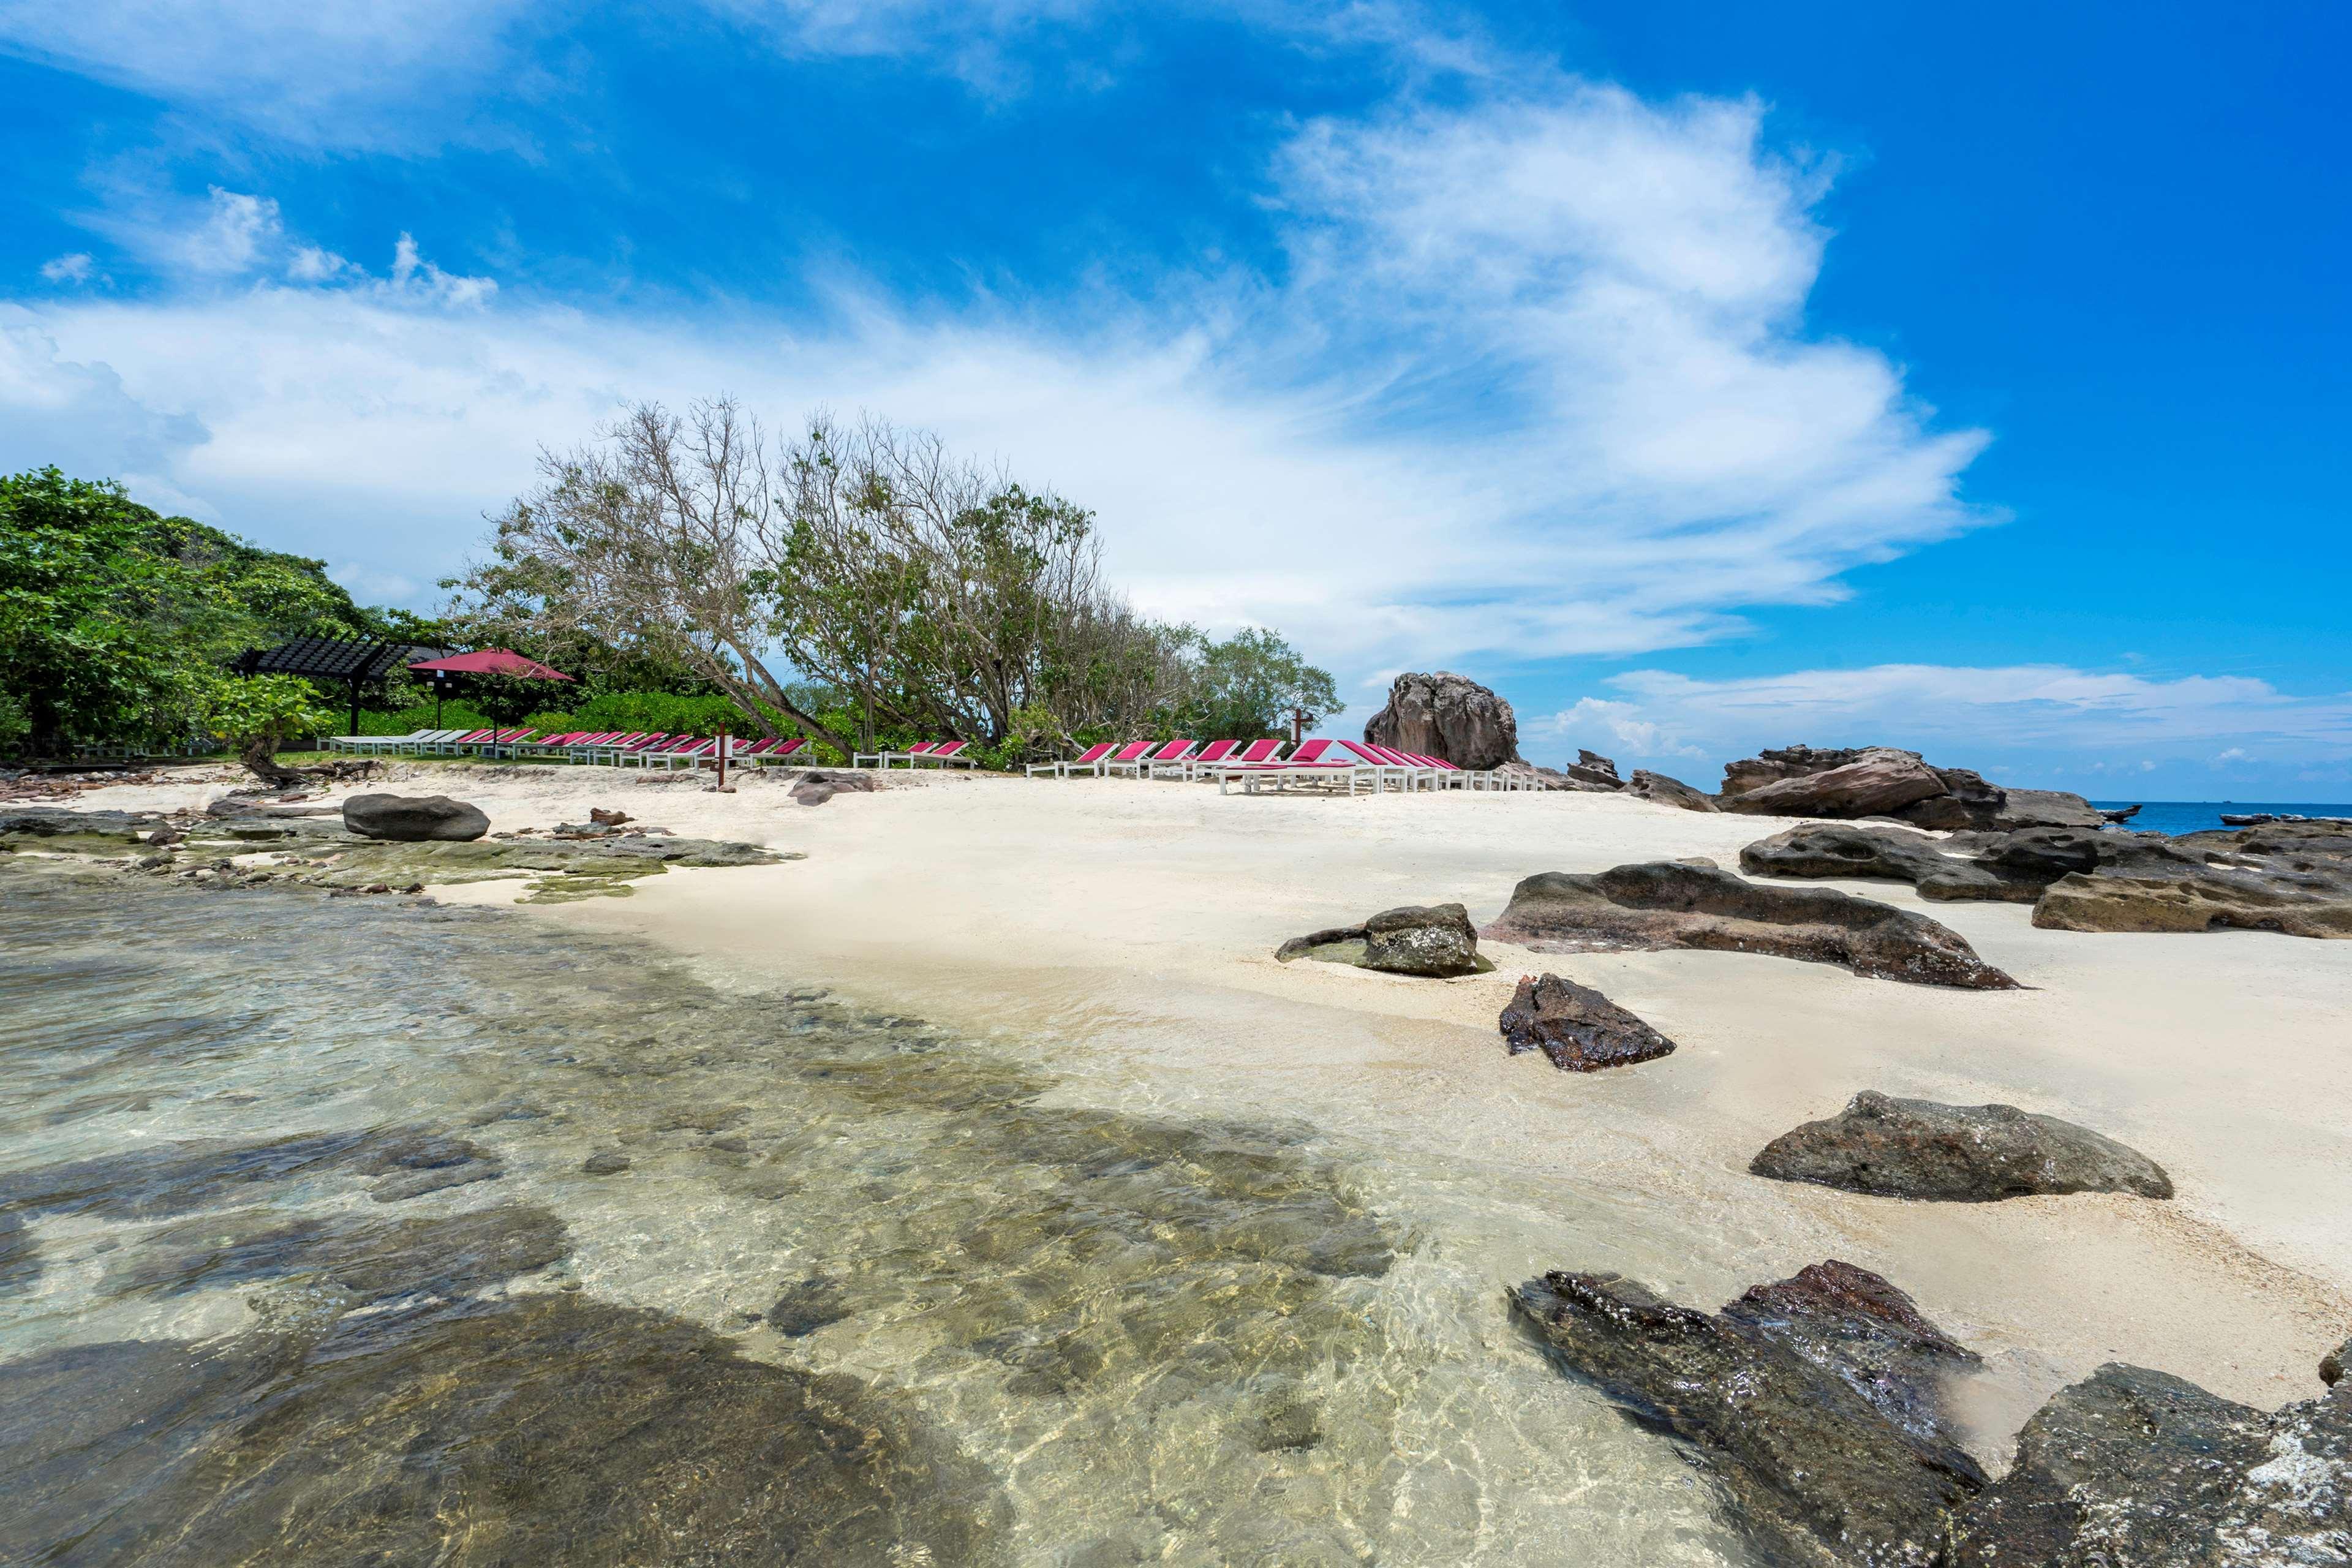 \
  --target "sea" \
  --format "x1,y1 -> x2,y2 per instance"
2091,800 -> 2352,835
0,857 -> 1736,1566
